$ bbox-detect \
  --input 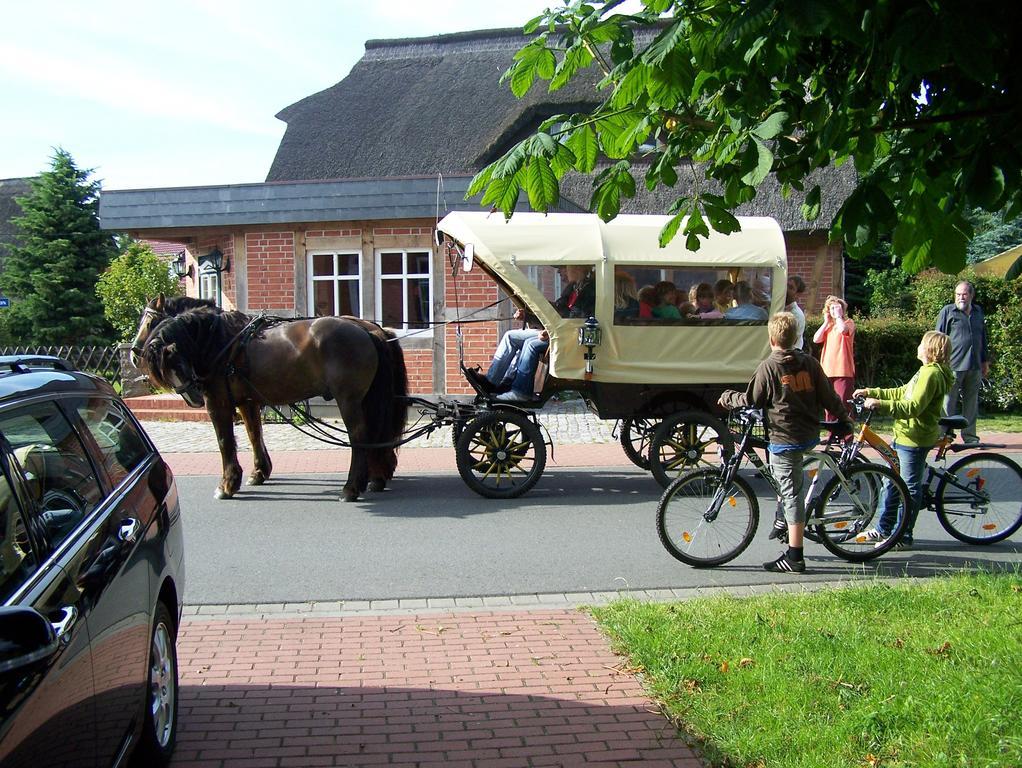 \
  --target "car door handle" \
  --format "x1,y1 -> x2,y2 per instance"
118,518 -> 140,545
50,605 -> 78,644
